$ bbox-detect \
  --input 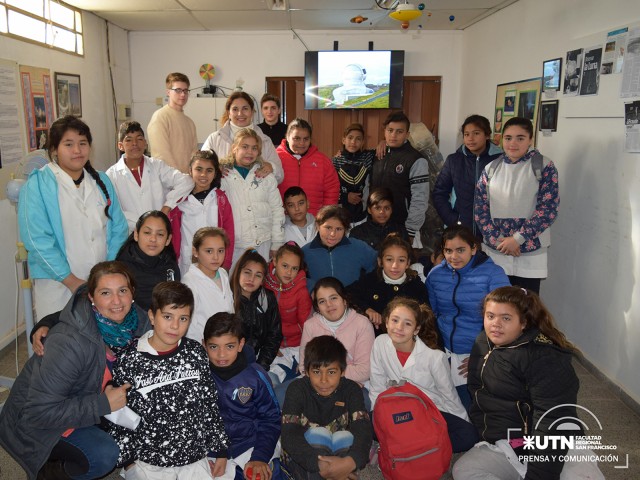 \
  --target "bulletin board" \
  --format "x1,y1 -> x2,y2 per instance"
493,77 -> 542,147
